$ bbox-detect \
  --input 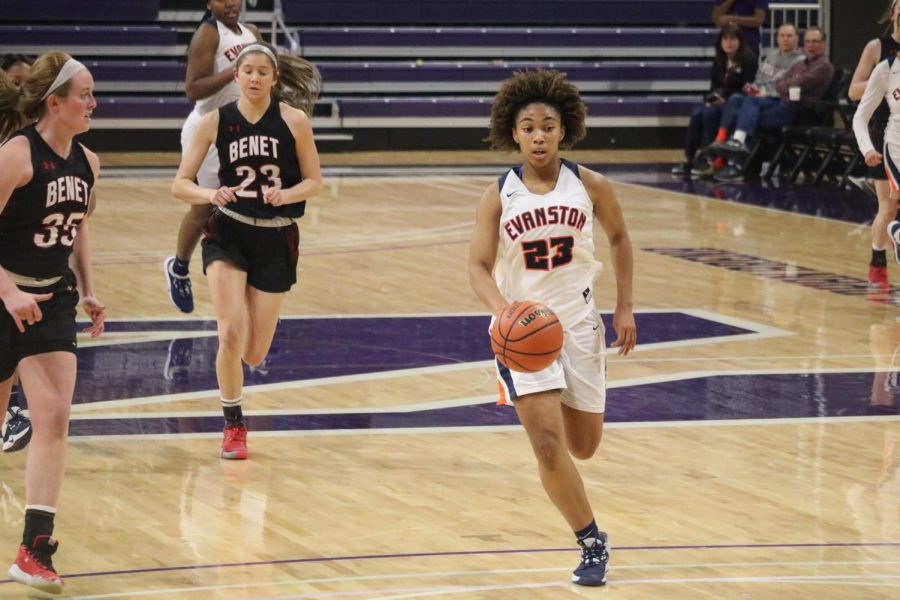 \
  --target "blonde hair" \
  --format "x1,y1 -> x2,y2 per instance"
0,71 -> 25,142
0,50 -> 77,140
880,0 -> 900,24
275,54 -> 322,115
